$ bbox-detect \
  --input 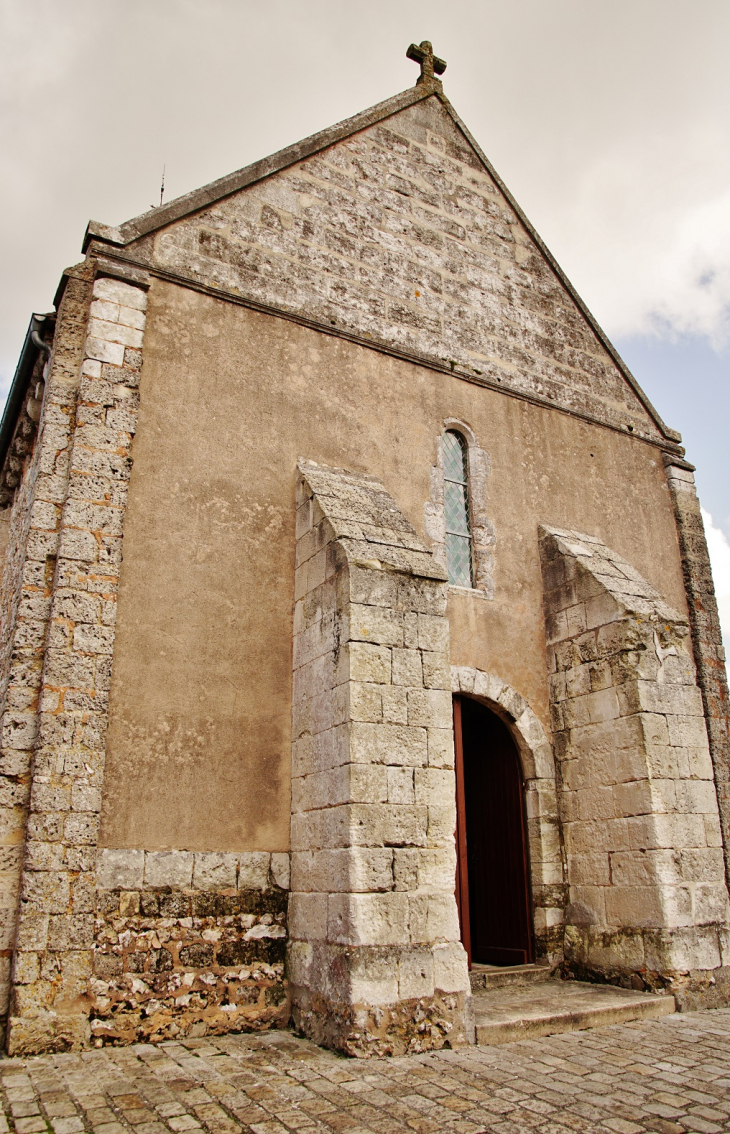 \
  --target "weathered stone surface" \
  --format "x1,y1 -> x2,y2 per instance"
119,90 -> 668,444
4,1013 -> 730,1131
665,459 -> 730,902
540,525 -> 730,997
289,461 -> 470,1056
5,276 -> 150,1055
91,880 -> 288,1045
